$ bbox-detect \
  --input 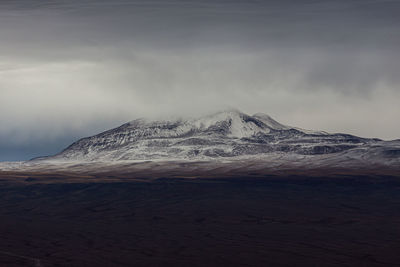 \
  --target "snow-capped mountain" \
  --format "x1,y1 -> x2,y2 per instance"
38,109 -> 399,165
